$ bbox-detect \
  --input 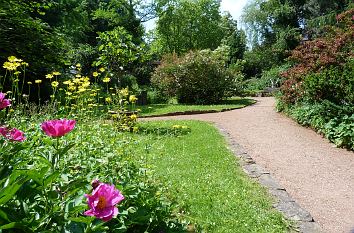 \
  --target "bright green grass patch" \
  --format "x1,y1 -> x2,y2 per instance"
130,120 -> 289,232
138,98 -> 256,117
